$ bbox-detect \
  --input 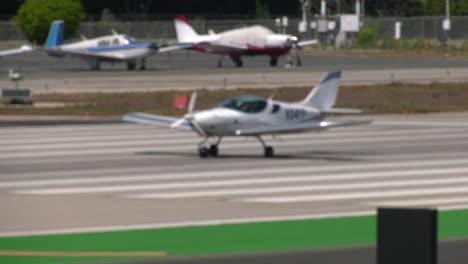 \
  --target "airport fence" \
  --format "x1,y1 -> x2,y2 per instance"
0,16 -> 467,43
